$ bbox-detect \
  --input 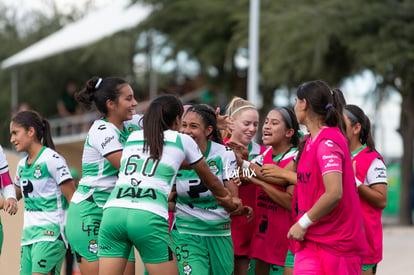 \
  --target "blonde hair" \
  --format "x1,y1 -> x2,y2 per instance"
222,97 -> 257,139
225,97 -> 256,118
